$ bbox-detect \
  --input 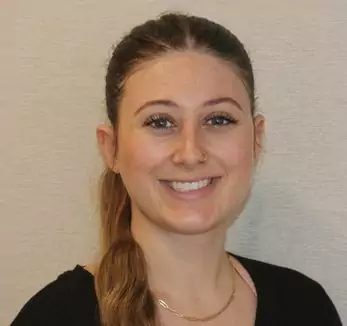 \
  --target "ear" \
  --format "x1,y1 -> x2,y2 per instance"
96,124 -> 118,172
252,114 -> 266,166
